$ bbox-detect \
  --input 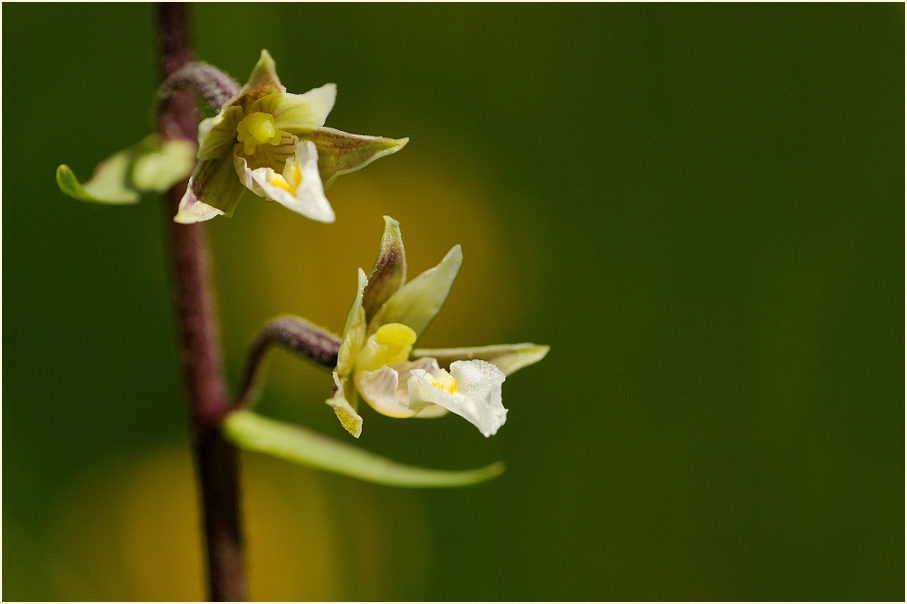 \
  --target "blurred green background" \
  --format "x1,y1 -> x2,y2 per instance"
3,3 -> 903,601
